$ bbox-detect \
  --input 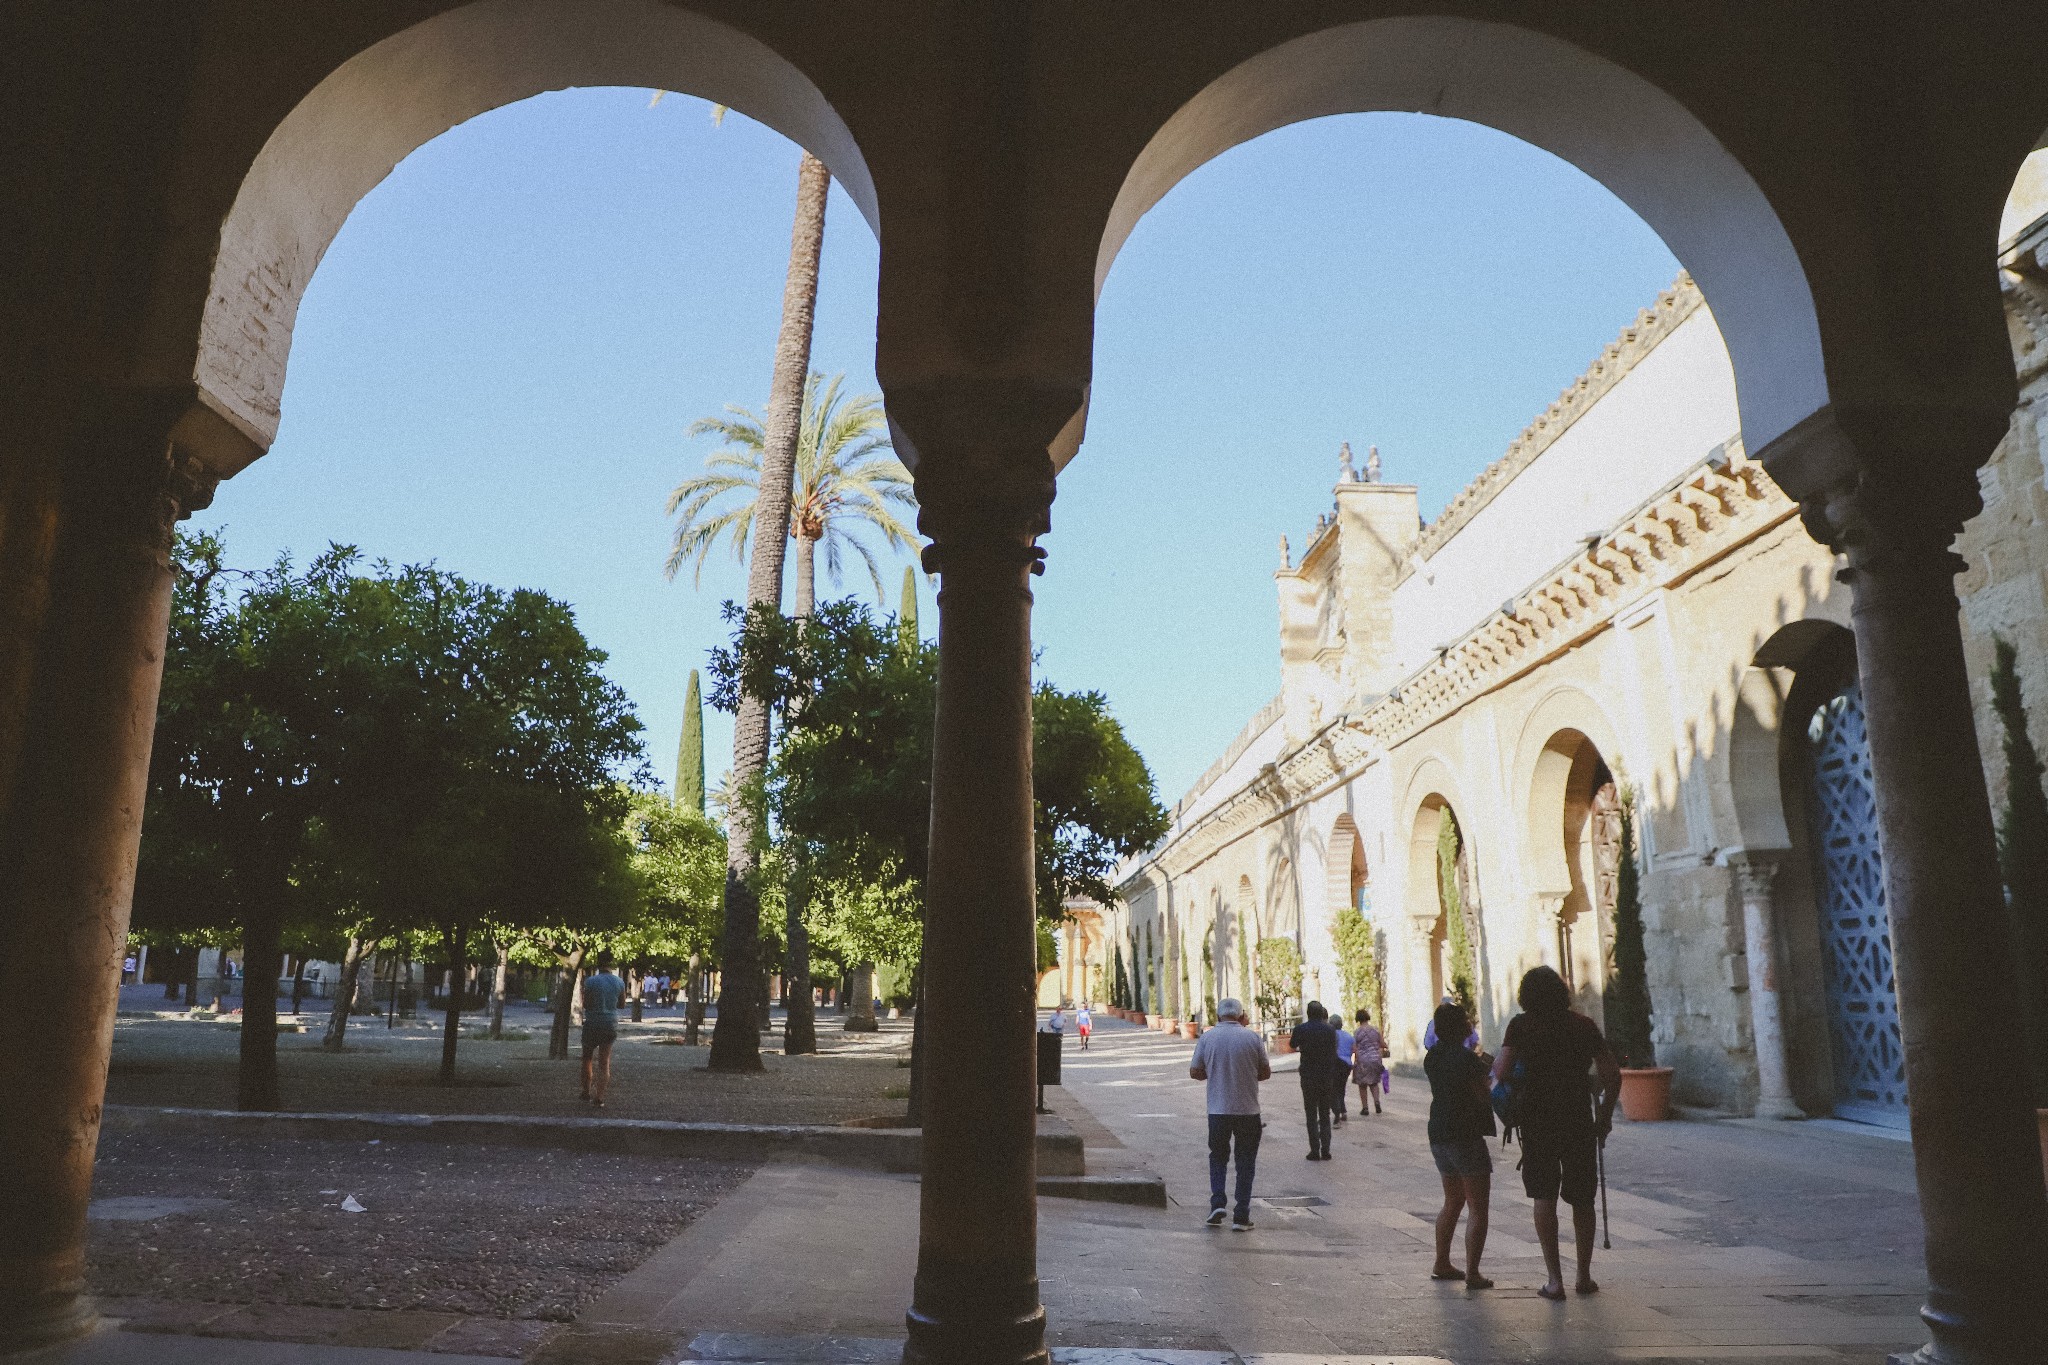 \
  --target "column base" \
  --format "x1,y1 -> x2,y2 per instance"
1883,1295 -> 2039,1365
0,1288 -> 100,1355
843,1016 -> 880,1032
902,1302 -> 1049,1365
1754,1097 -> 1805,1120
